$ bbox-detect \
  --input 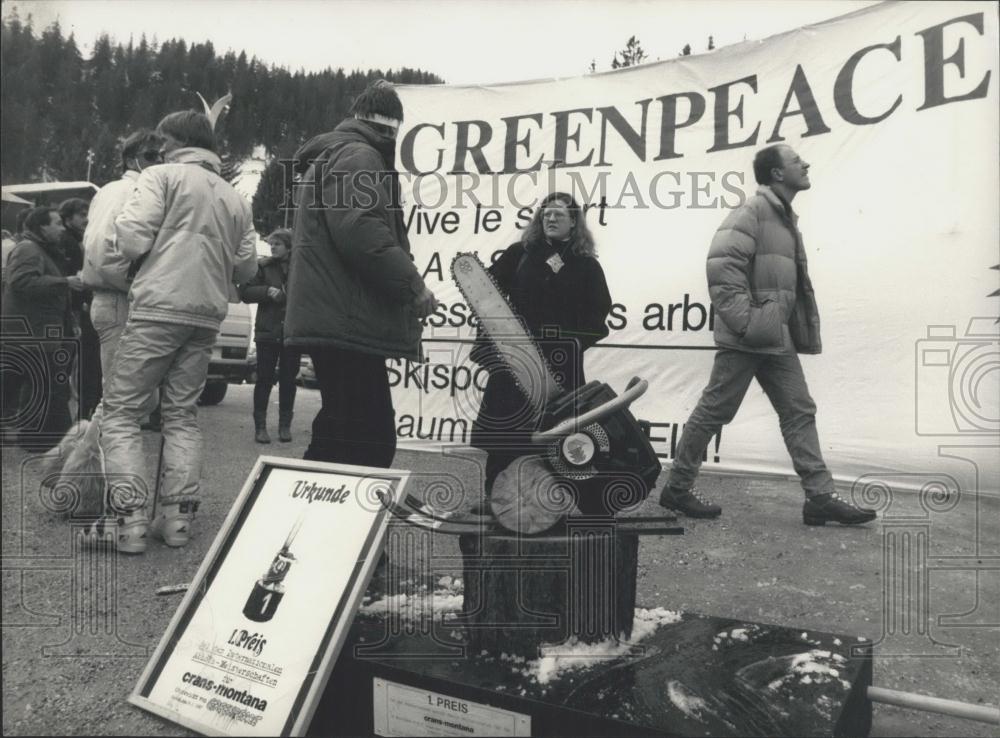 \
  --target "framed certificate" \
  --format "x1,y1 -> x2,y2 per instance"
130,456 -> 409,736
